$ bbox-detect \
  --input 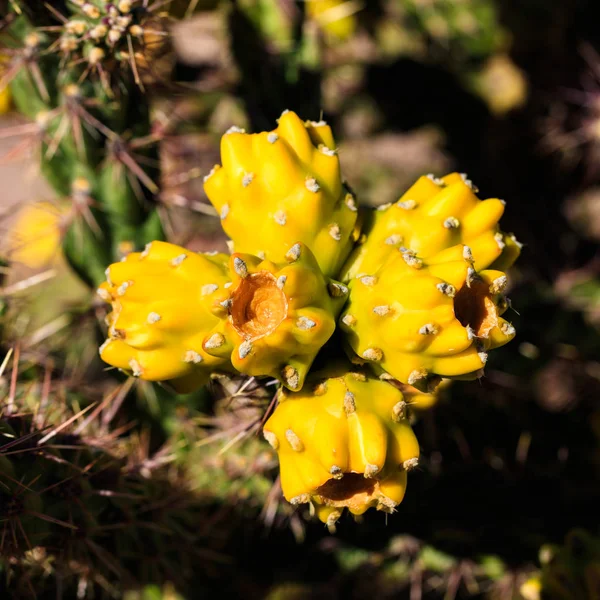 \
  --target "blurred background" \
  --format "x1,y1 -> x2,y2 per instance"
1,0 -> 600,598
